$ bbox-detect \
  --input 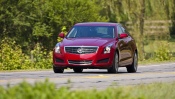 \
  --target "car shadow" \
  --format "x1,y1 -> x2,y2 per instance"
64,69 -> 141,74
